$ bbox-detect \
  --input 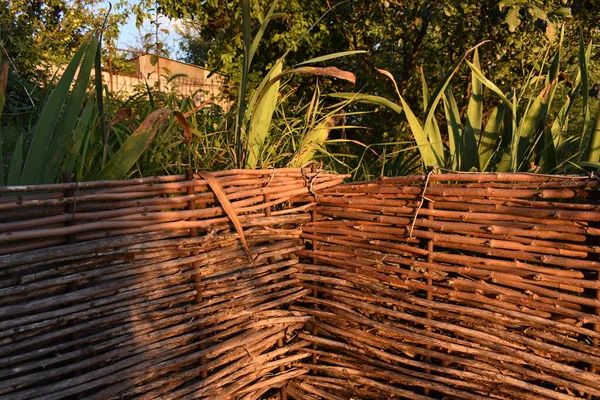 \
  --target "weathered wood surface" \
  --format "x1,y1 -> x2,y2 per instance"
1,170 -> 599,399
291,173 -> 600,399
